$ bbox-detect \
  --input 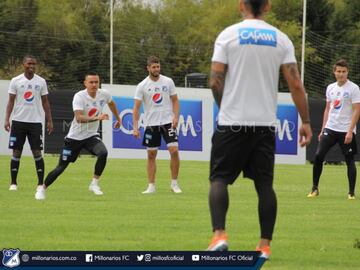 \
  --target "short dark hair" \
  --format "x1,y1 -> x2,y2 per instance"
23,55 -> 36,63
147,55 -> 160,66
333,59 -> 349,71
85,71 -> 99,80
244,0 -> 269,17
